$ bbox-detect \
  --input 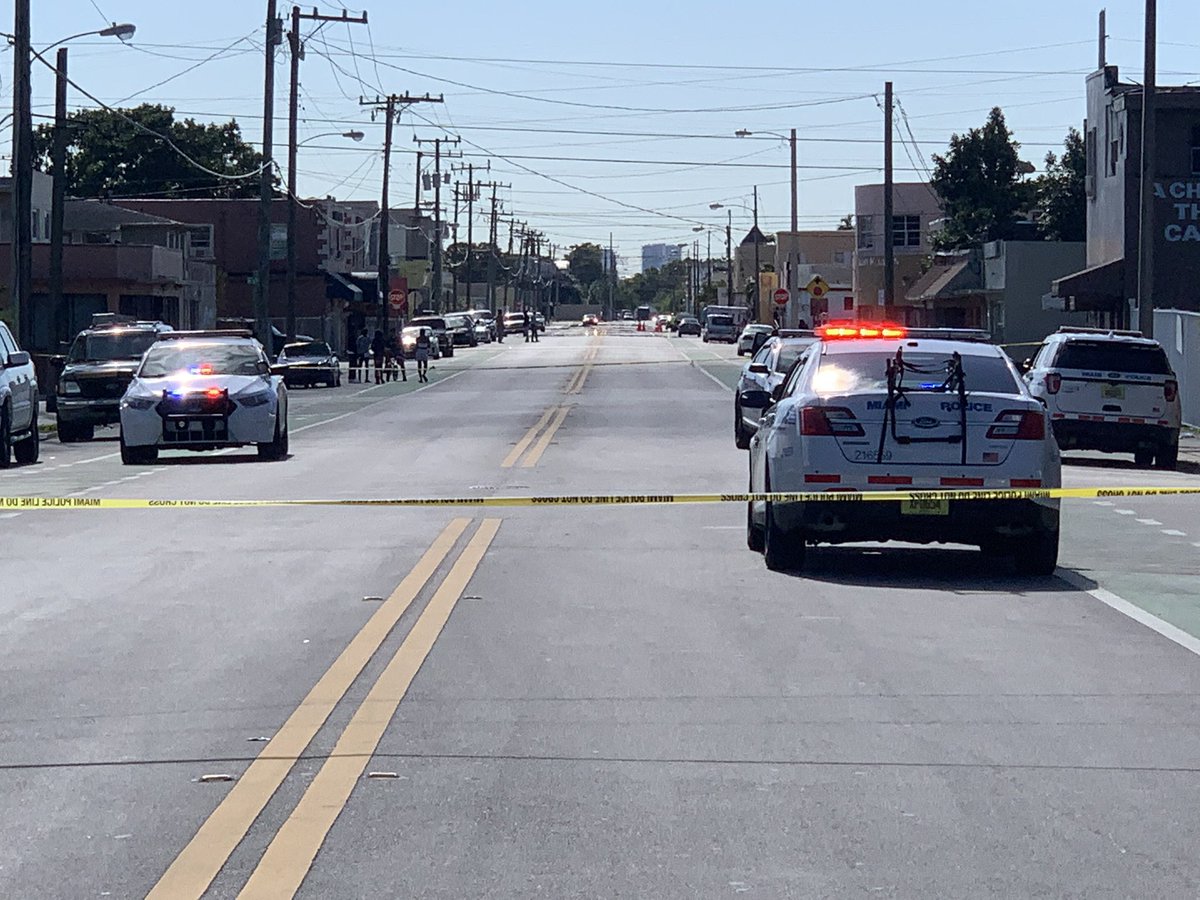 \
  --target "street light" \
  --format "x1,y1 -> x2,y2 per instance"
286,129 -> 367,339
6,16 -> 139,349
710,192 -> 762,321
737,127 -> 801,325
